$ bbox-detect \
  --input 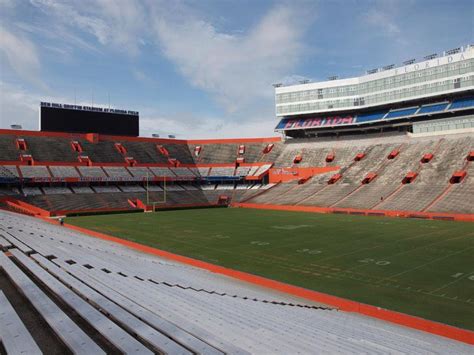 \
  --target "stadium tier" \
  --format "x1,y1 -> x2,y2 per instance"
0,126 -> 472,217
